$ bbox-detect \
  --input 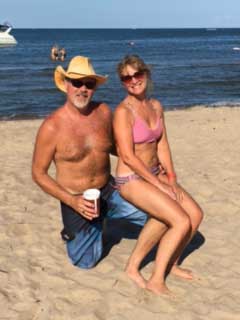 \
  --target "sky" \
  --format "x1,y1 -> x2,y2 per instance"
1,0 -> 240,29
